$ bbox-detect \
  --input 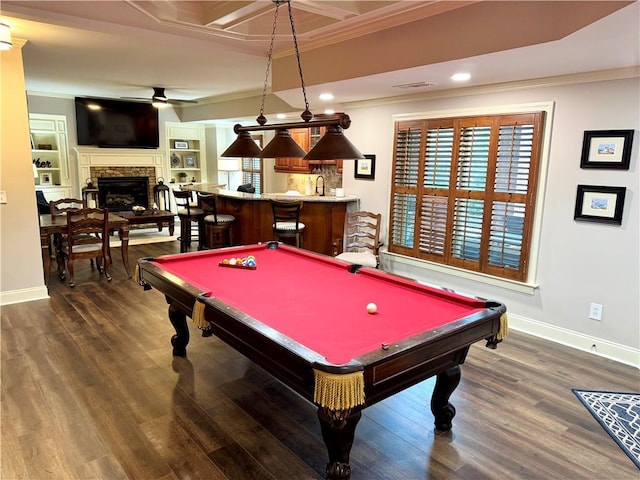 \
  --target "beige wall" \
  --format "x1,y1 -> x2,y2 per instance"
0,40 -> 49,303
